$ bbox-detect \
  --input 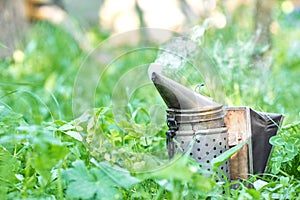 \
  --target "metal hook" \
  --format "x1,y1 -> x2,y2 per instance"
195,83 -> 205,93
